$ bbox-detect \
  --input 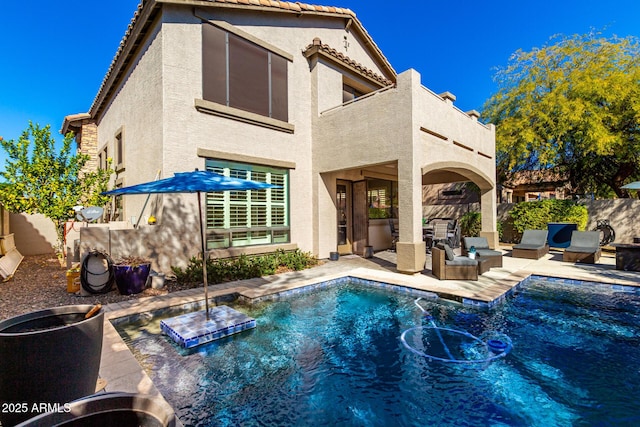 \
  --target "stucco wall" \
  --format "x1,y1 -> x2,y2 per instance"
97,18 -> 165,224
99,5 -> 395,261
9,213 -> 57,255
426,199 -> 640,245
